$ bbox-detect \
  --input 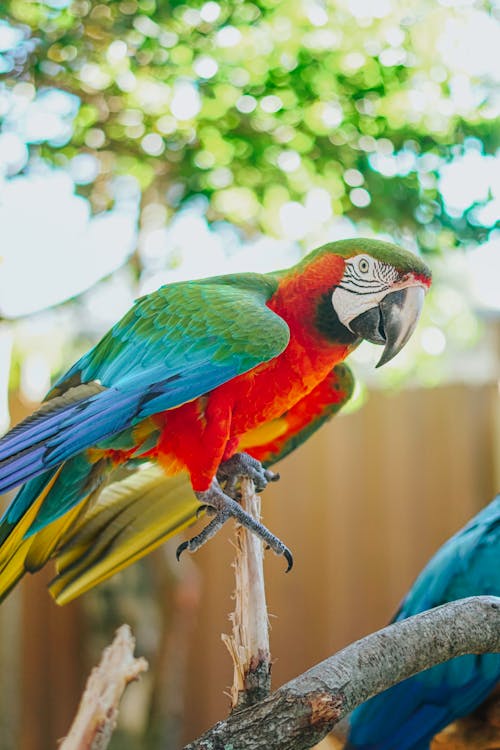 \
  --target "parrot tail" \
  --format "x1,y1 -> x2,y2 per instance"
0,453 -> 112,601
49,465 -> 200,604
0,468 -> 66,600
0,383 -> 143,494
0,464 -> 200,604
